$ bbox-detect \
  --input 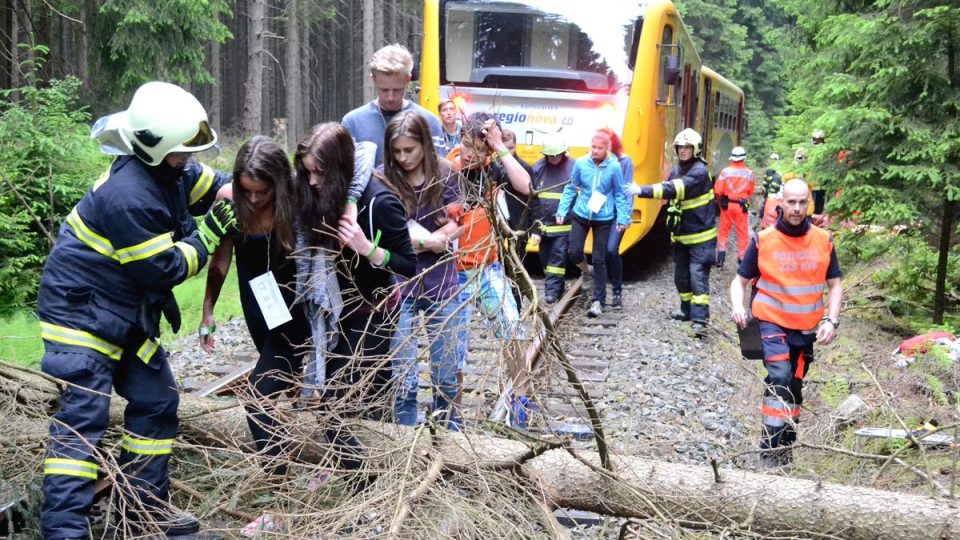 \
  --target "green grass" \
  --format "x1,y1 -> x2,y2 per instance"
0,267 -> 244,367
